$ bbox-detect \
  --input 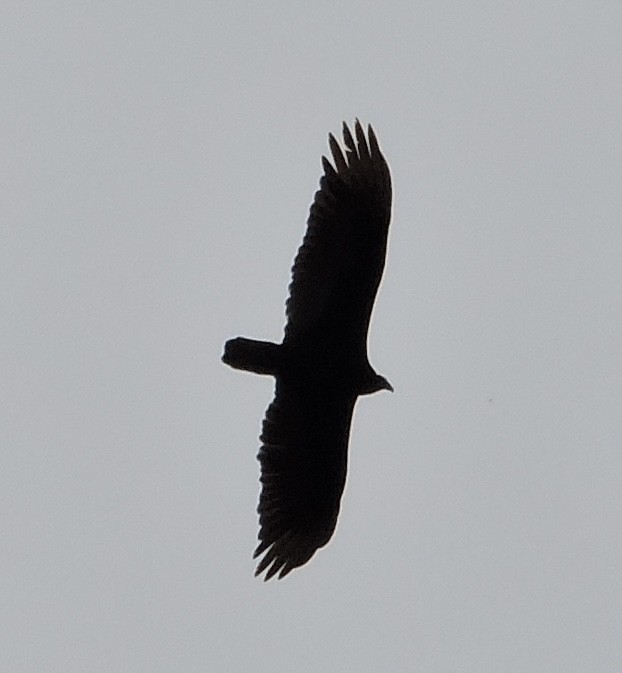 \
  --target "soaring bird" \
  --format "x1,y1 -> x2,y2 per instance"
222,120 -> 393,580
